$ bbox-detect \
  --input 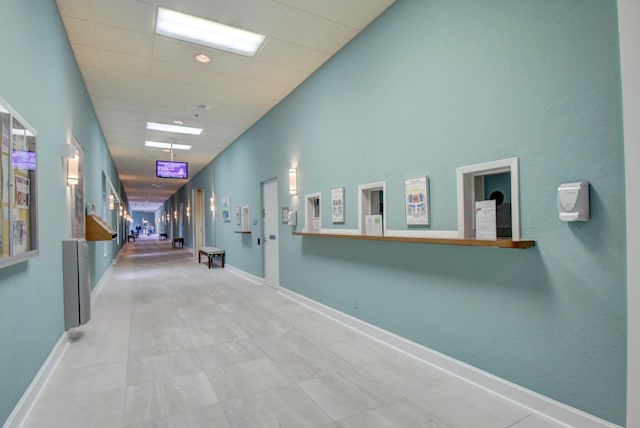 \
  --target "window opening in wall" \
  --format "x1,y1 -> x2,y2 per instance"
457,158 -> 520,240
359,182 -> 386,236
304,193 -> 321,233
